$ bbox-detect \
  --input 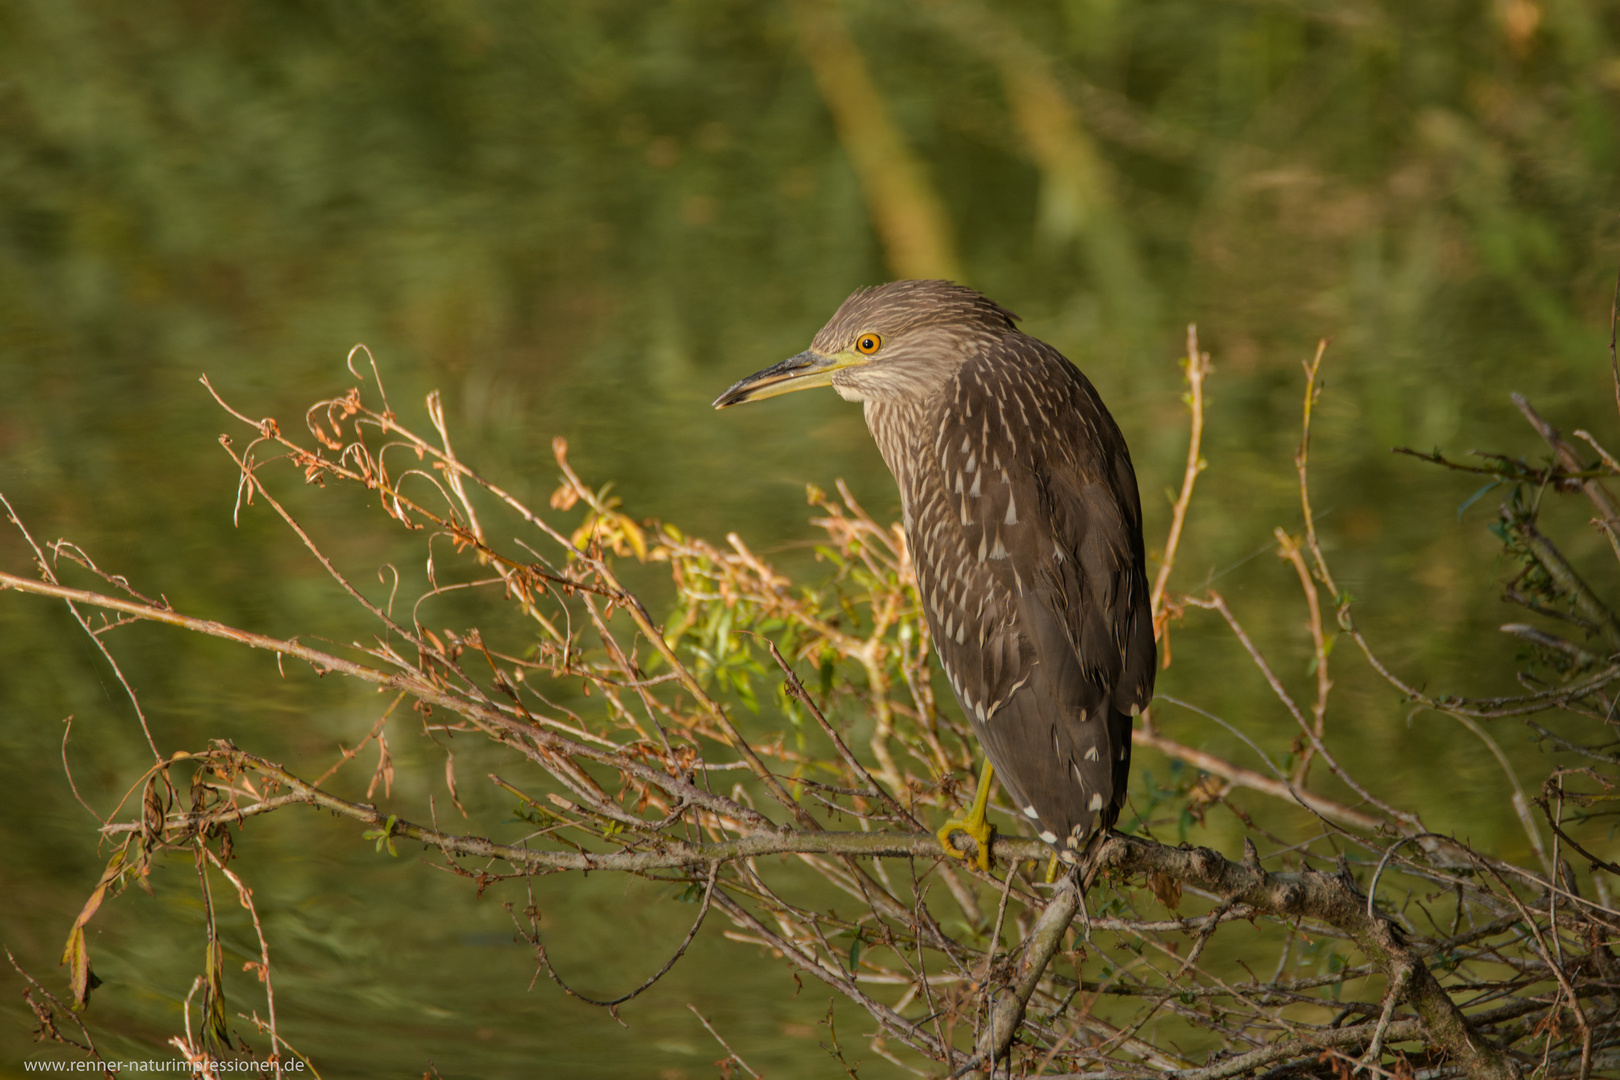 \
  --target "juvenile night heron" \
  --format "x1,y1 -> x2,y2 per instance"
714,280 -> 1155,874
